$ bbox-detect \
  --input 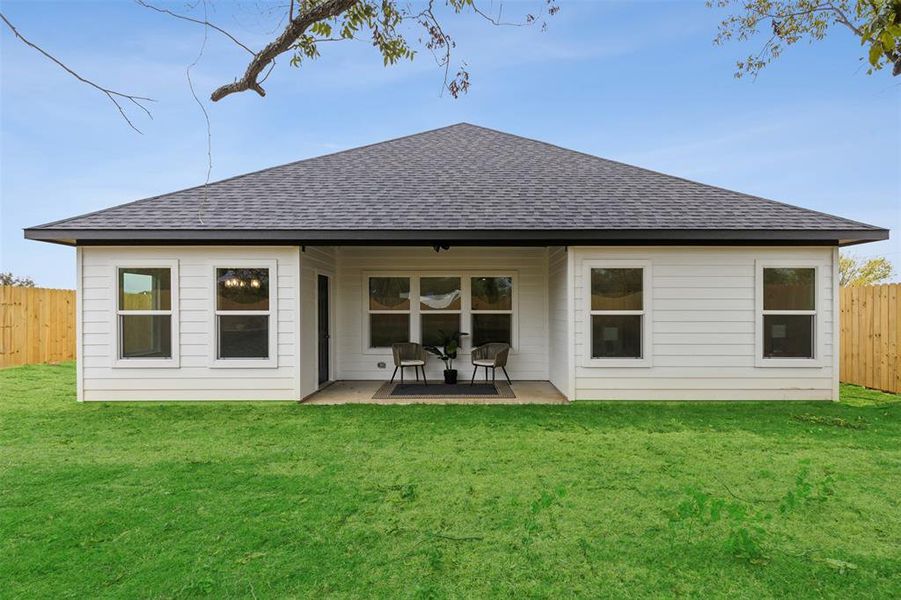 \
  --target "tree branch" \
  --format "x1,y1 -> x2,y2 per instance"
135,0 -> 255,55
415,0 -> 454,94
471,3 -> 525,27
0,11 -> 154,133
184,0 -> 213,226
825,2 -> 865,38
210,0 -> 358,102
